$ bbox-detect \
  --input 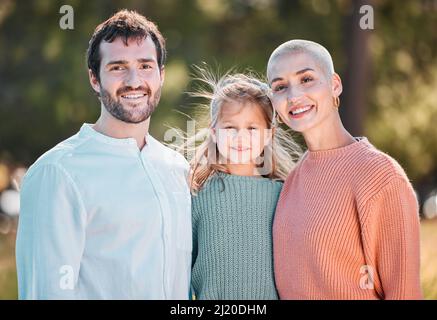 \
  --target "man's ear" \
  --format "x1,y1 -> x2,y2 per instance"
332,72 -> 343,97
160,67 -> 165,86
89,69 -> 100,94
